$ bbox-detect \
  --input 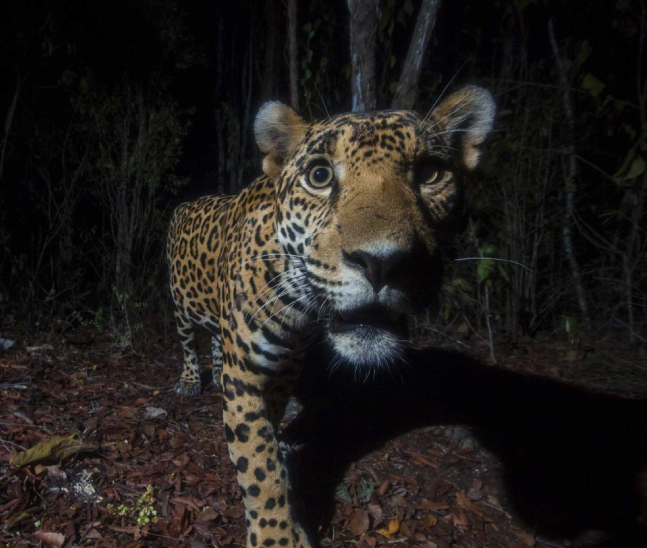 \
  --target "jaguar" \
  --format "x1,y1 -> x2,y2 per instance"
167,86 -> 495,548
